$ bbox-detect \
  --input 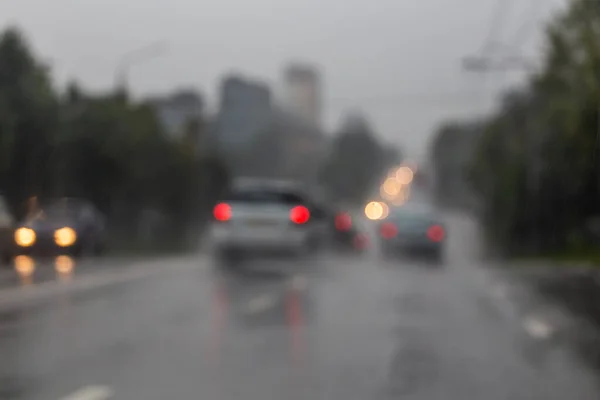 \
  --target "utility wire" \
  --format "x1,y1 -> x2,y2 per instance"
479,0 -> 513,55
507,0 -> 545,52
326,92 -> 498,107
